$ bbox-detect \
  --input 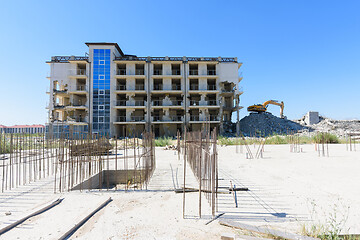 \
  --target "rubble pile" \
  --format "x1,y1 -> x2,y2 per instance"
239,112 -> 307,137
222,112 -> 360,138
222,122 -> 236,137
297,117 -> 360,137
